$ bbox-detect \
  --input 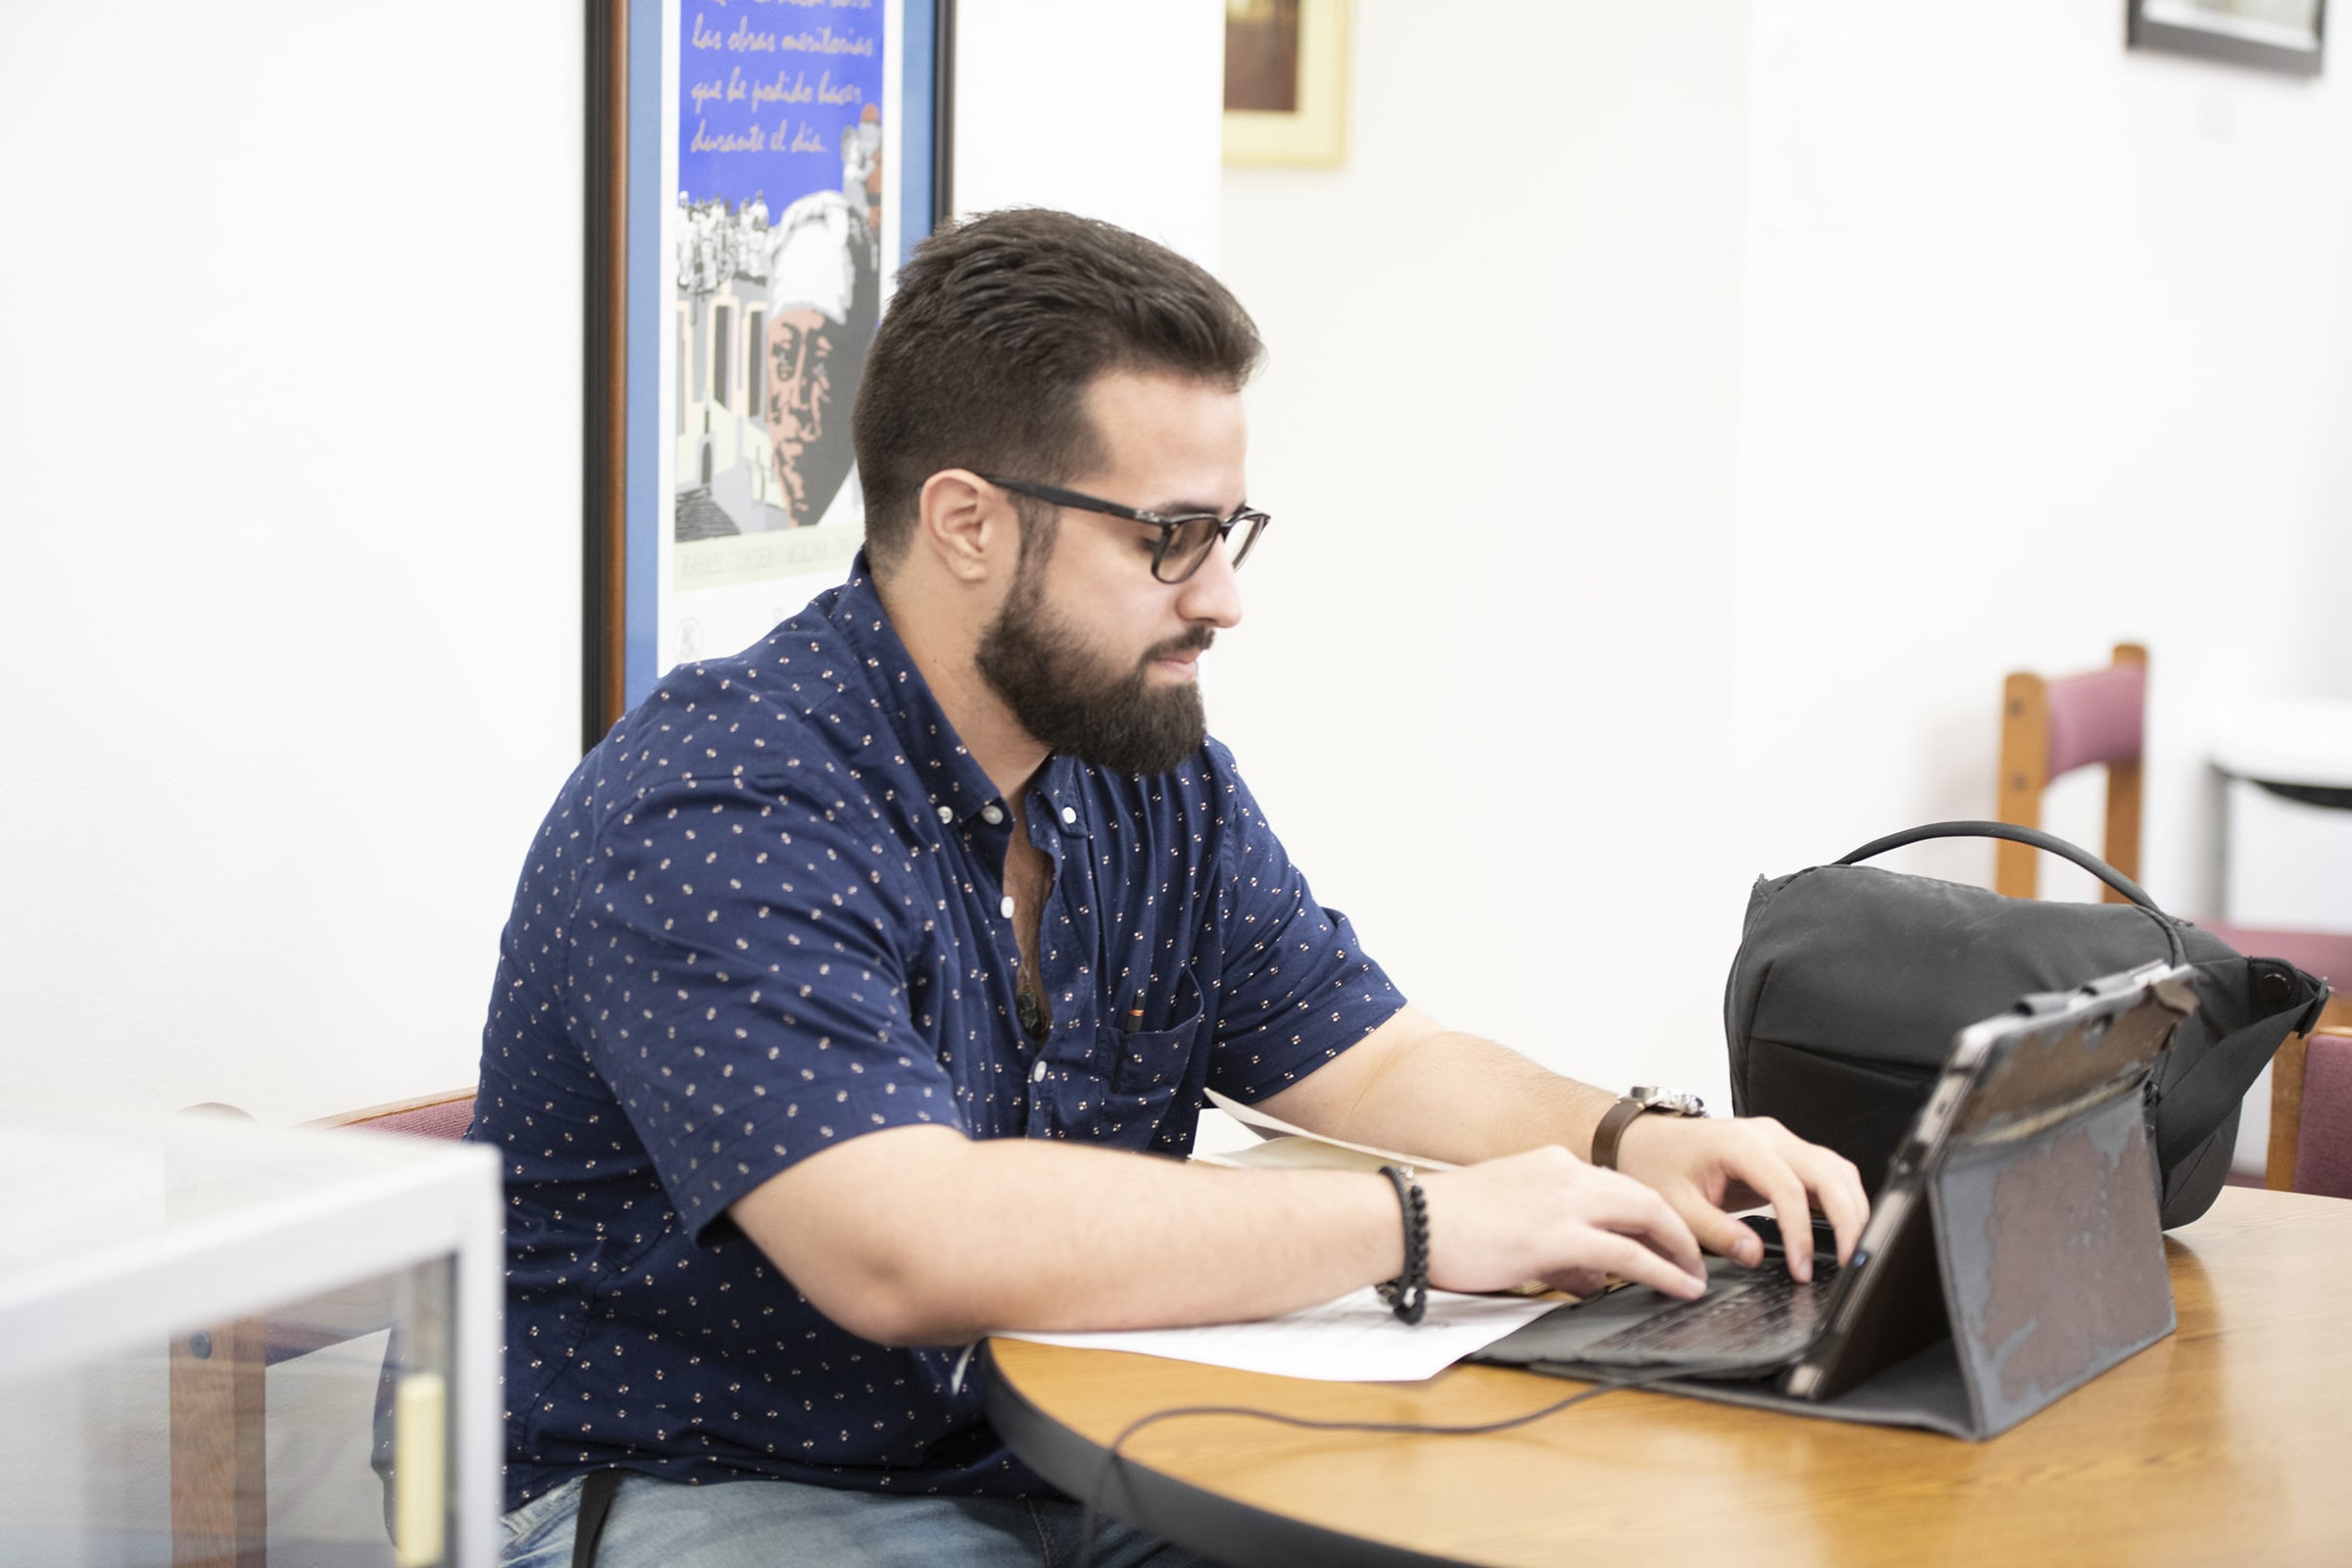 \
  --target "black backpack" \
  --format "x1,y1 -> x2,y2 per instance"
1725,821 -> 2329,1228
